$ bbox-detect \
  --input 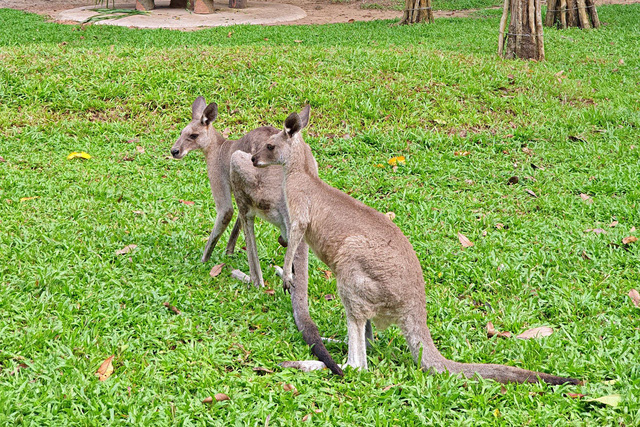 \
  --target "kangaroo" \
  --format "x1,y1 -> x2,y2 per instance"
170,97 -> 343,376
251,111 -> 580,385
